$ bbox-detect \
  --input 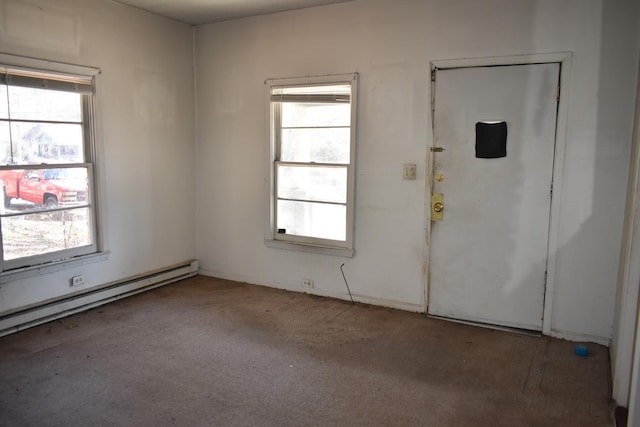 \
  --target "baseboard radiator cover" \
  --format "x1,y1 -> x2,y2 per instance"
0,260 -> 198,337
